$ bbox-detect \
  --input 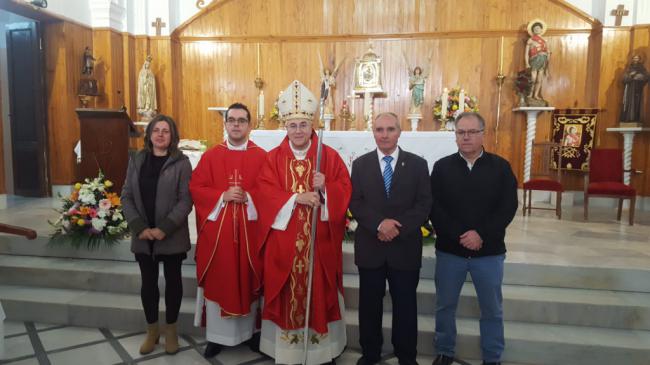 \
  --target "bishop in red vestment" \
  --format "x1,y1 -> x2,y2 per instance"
256,81 -> 352,364
190,103 -> 267,358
